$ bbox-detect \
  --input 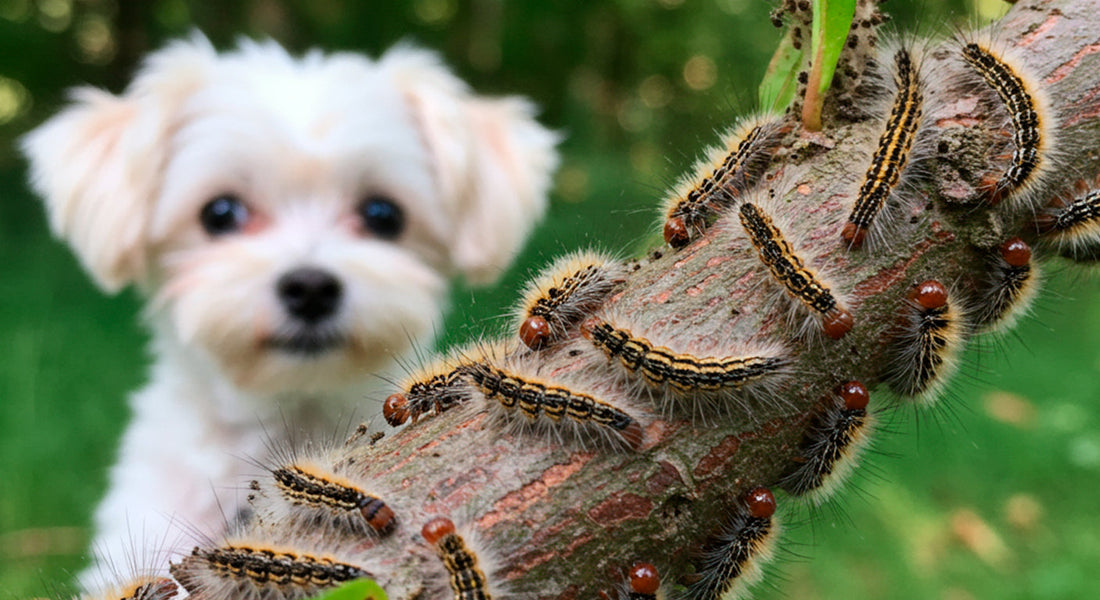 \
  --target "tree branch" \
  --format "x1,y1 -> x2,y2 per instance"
176,1 -> 1100,598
